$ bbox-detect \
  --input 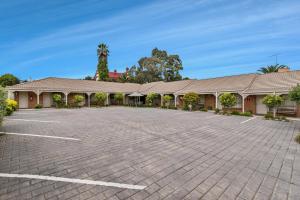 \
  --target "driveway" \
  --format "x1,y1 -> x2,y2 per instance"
0,107 -> 299,200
